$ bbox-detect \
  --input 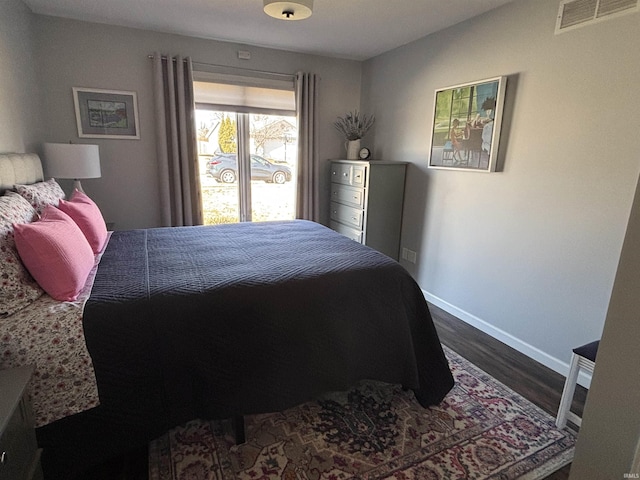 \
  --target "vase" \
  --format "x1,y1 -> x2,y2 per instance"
345,139 -> 361,160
